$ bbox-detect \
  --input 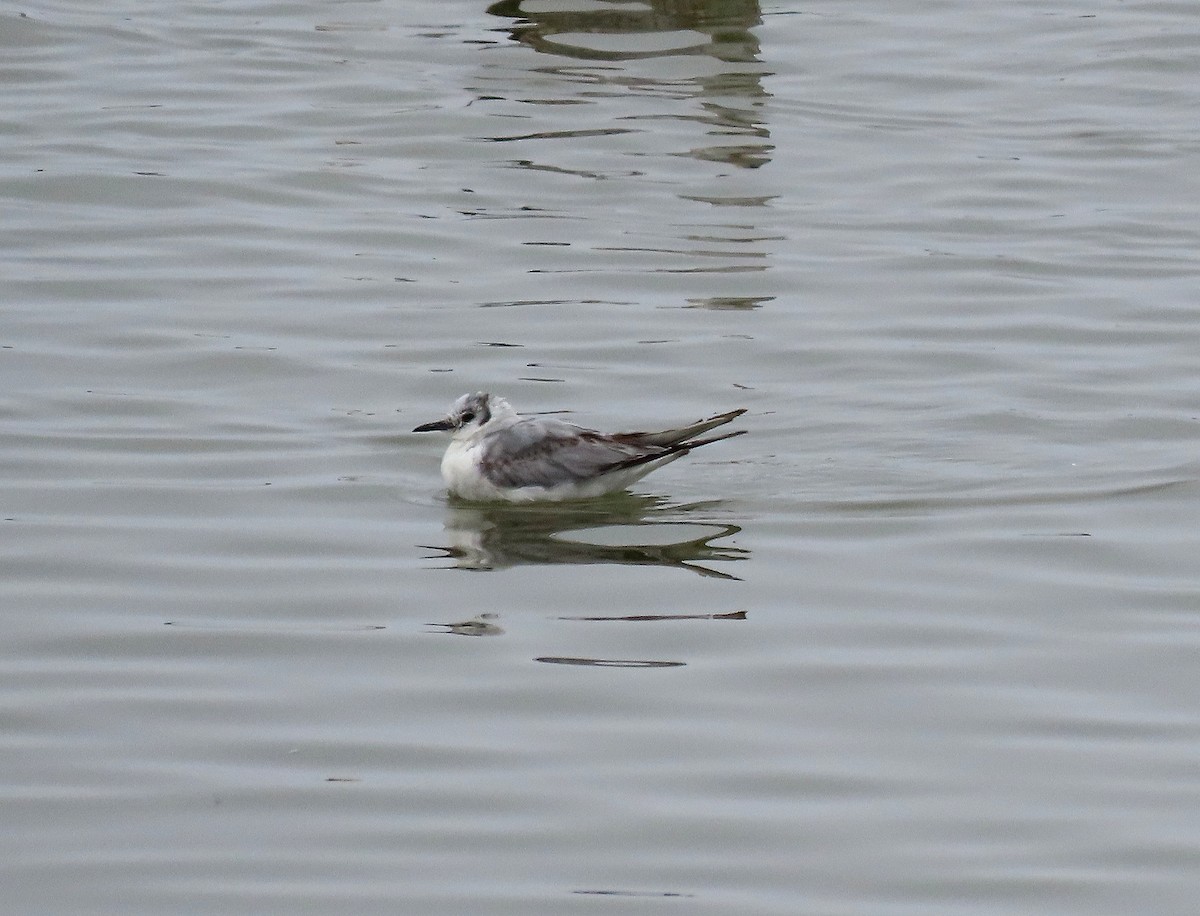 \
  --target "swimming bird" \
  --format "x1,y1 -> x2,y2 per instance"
413,392 -> 746,502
